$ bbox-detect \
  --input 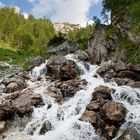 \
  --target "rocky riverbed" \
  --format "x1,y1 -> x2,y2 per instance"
0,54 -> 140,140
